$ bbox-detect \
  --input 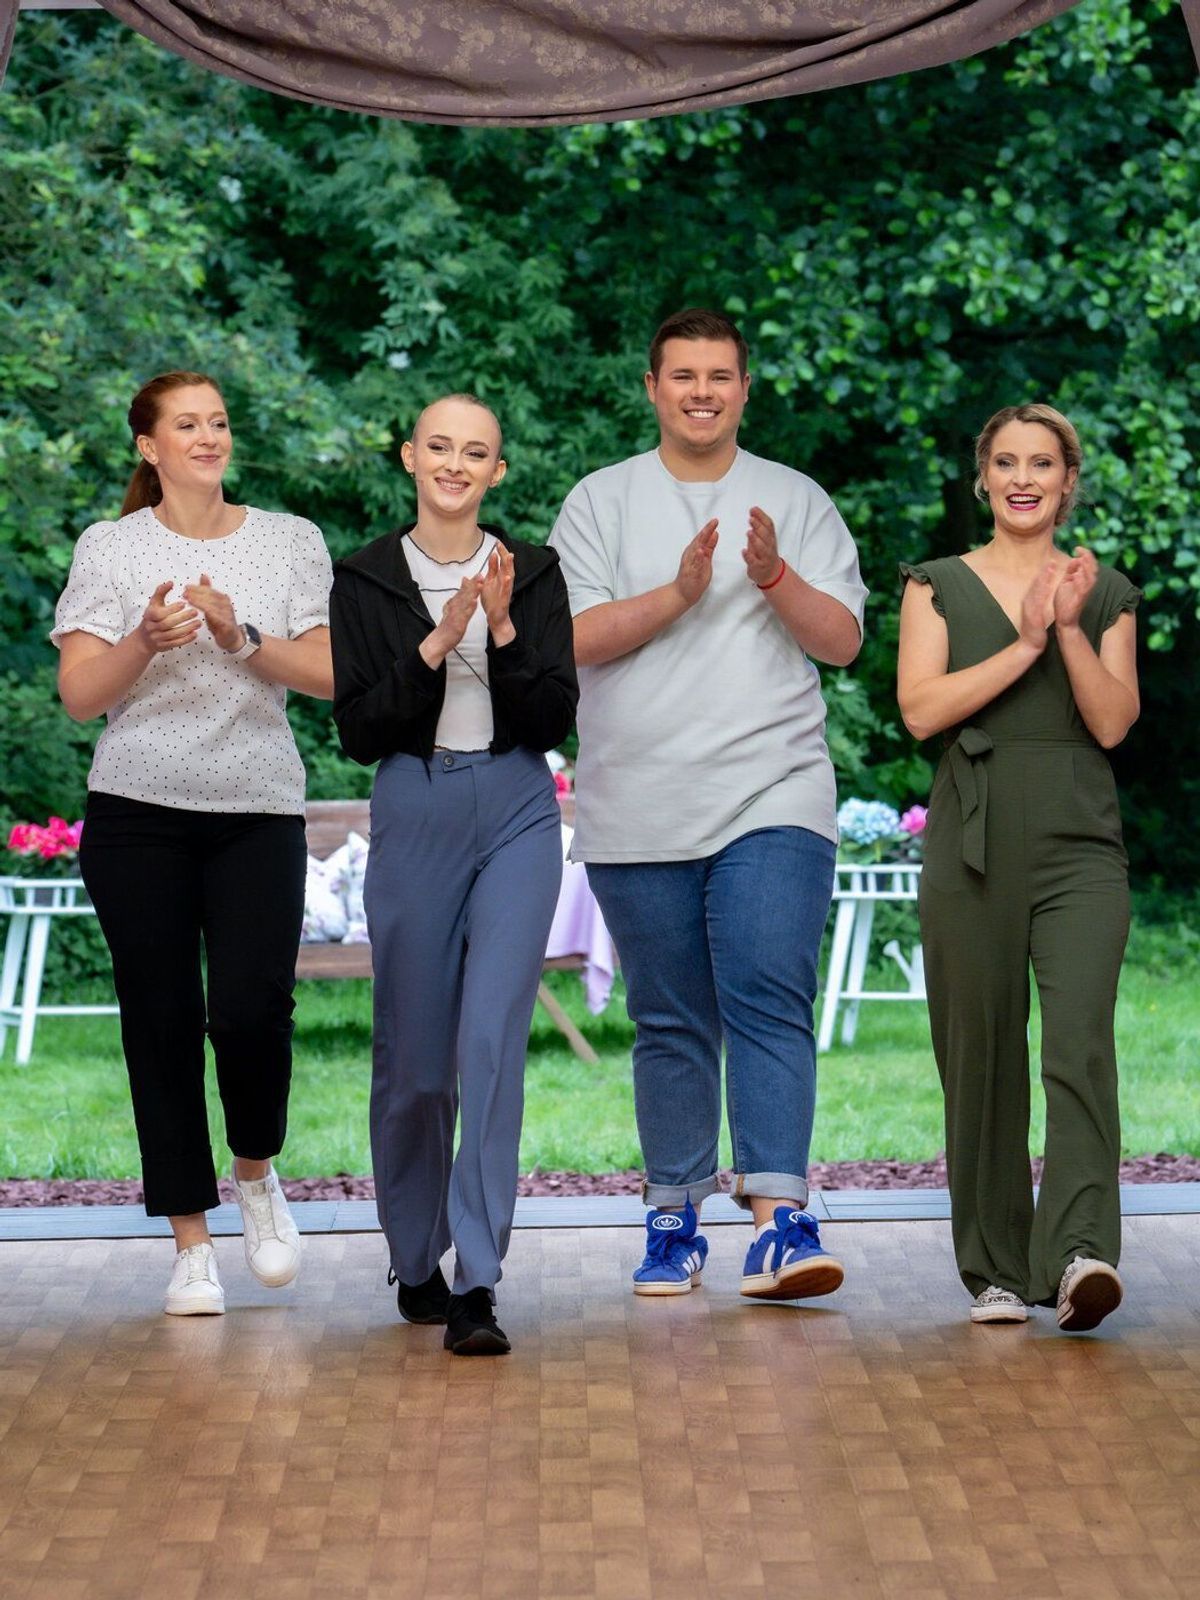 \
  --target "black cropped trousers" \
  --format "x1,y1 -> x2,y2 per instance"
79,791 -> 306,1217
